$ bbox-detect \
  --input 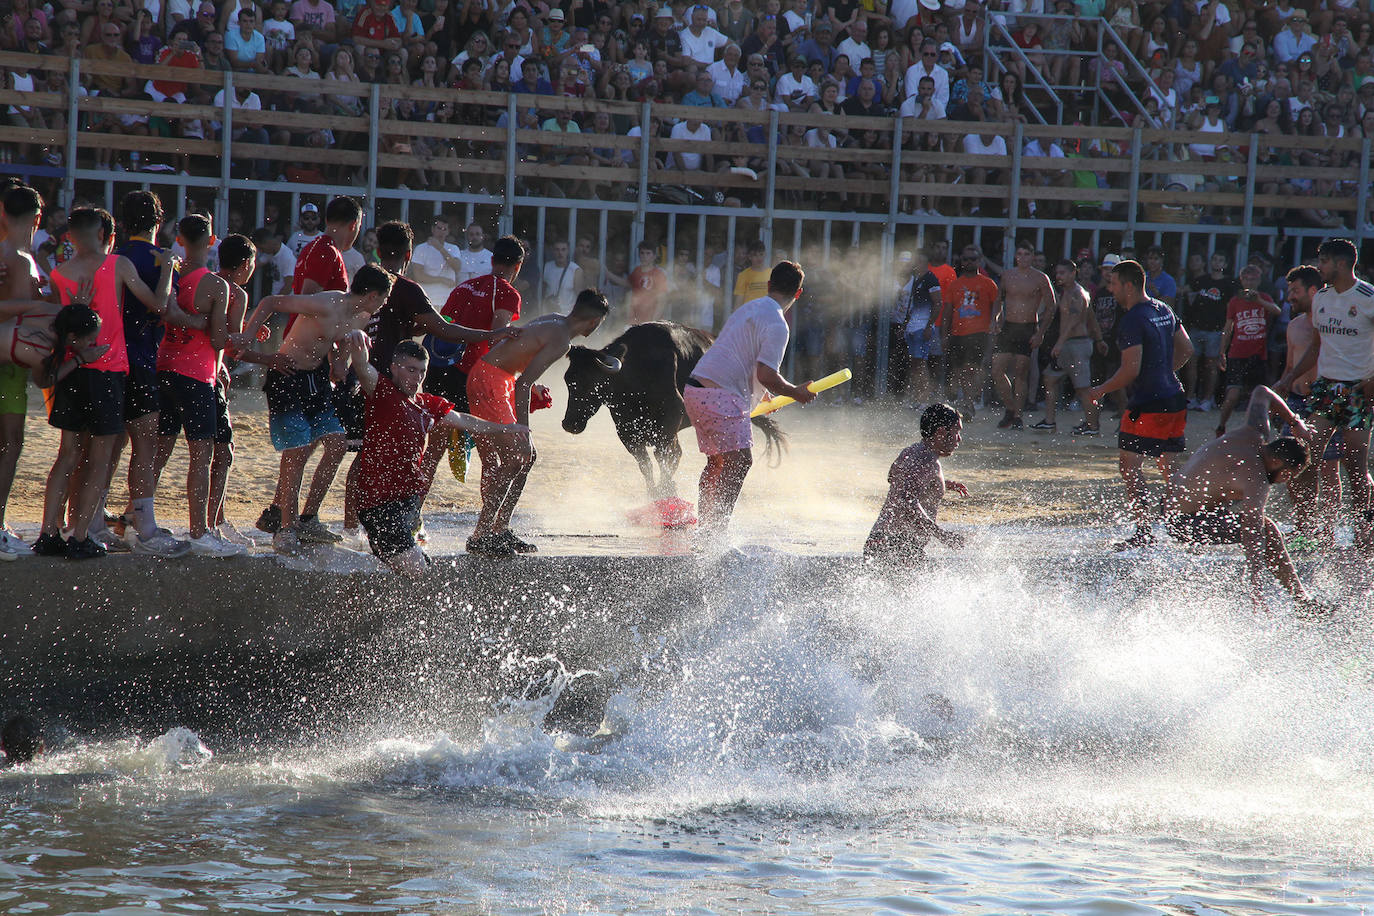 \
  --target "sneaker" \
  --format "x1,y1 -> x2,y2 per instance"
997,411 -> 1015,429
1111,528 -> 1155,552
1187,398 -> 1201,411
215,521 -> 254,547
1009,416 -> 1024,430
0,528 -> 28,555
1198,399 -> 1215,412
31,531 -> 66,557
132,528 -> 193,558
1072,423 -> 1100,437
1029,419 -> 1057,431
189,532 -> 246,557
466,532 -> 516,558
295,515 -> 342,544
256,504 -> 282,534
65,536 -> 107,560
273,526 -> 301,553
498,530 -> 538,554
92,527 -> 132,554
341,526 -> 369,550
